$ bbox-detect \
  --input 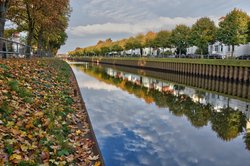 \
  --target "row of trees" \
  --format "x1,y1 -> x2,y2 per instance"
0,0 -> 70,56
69,9 -> 250,57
